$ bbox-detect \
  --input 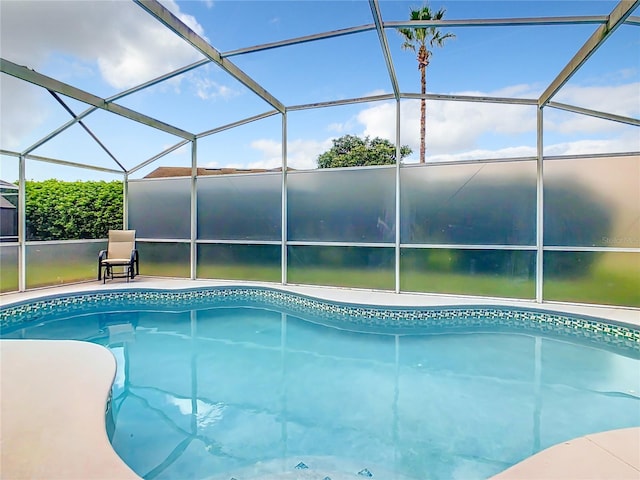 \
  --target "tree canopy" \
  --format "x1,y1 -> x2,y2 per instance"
317,135 -> 412,168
